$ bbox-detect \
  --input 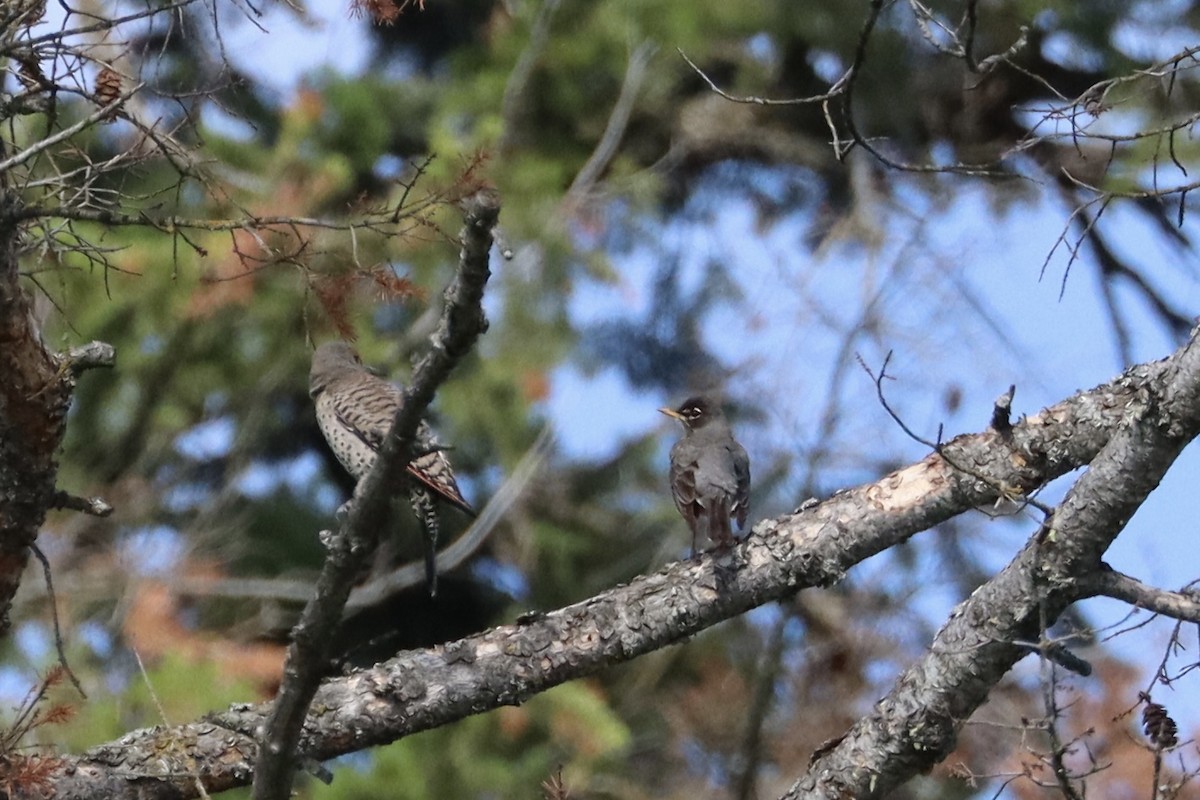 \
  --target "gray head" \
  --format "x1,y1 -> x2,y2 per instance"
659,395 -> 725,432
309,341 -> 363,397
